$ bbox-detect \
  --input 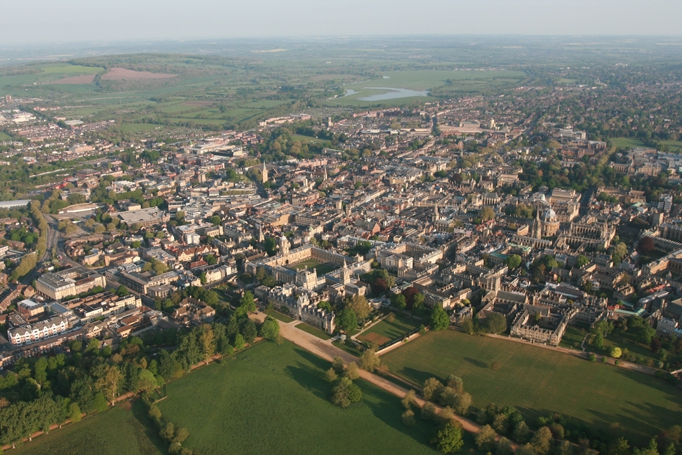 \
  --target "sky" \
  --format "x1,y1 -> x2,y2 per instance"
2,0 -> 682,44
